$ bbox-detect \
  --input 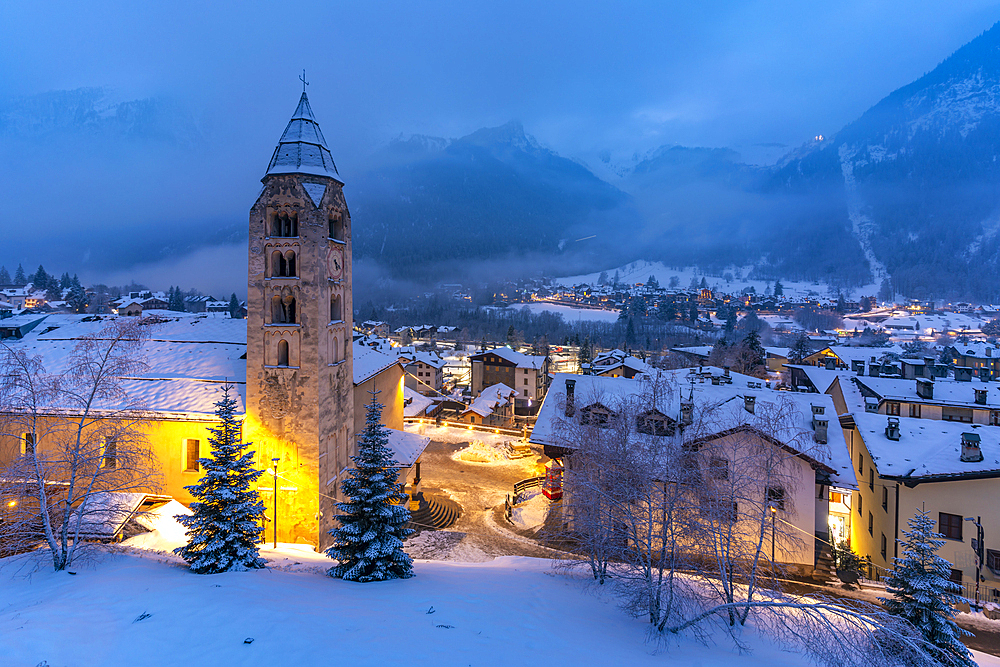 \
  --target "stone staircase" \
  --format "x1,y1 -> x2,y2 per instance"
407,492 -> 461,532
813,538 -> 836,583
